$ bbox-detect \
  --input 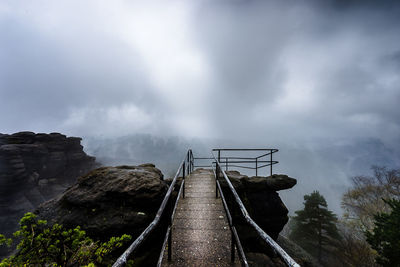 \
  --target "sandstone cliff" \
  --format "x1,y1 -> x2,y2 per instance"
0,132 -> 96,258
36,164 -> 167,240
35,164 -> 169,266
218,170 -> 298,265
